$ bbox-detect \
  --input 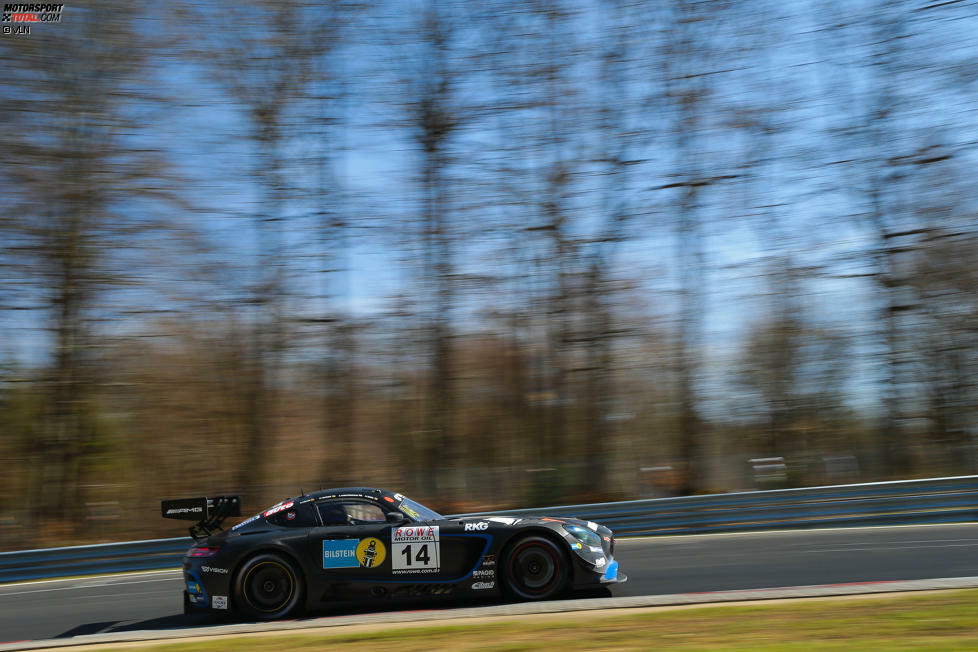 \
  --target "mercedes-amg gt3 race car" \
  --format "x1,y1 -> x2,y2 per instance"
162,487 -> 626,620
